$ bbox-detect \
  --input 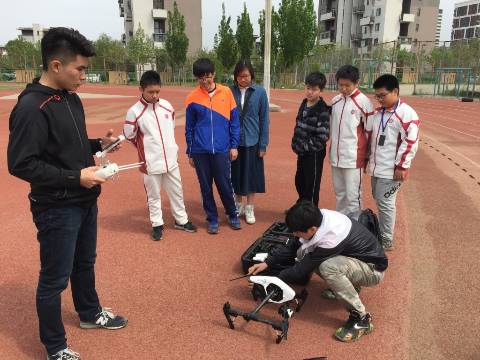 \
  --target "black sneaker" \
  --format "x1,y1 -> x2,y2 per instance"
47,347 -> 80,360
151,225 -> 164,241
79,307 -> 128,330
174,220 -> 197,233
335,311 -> 373,342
